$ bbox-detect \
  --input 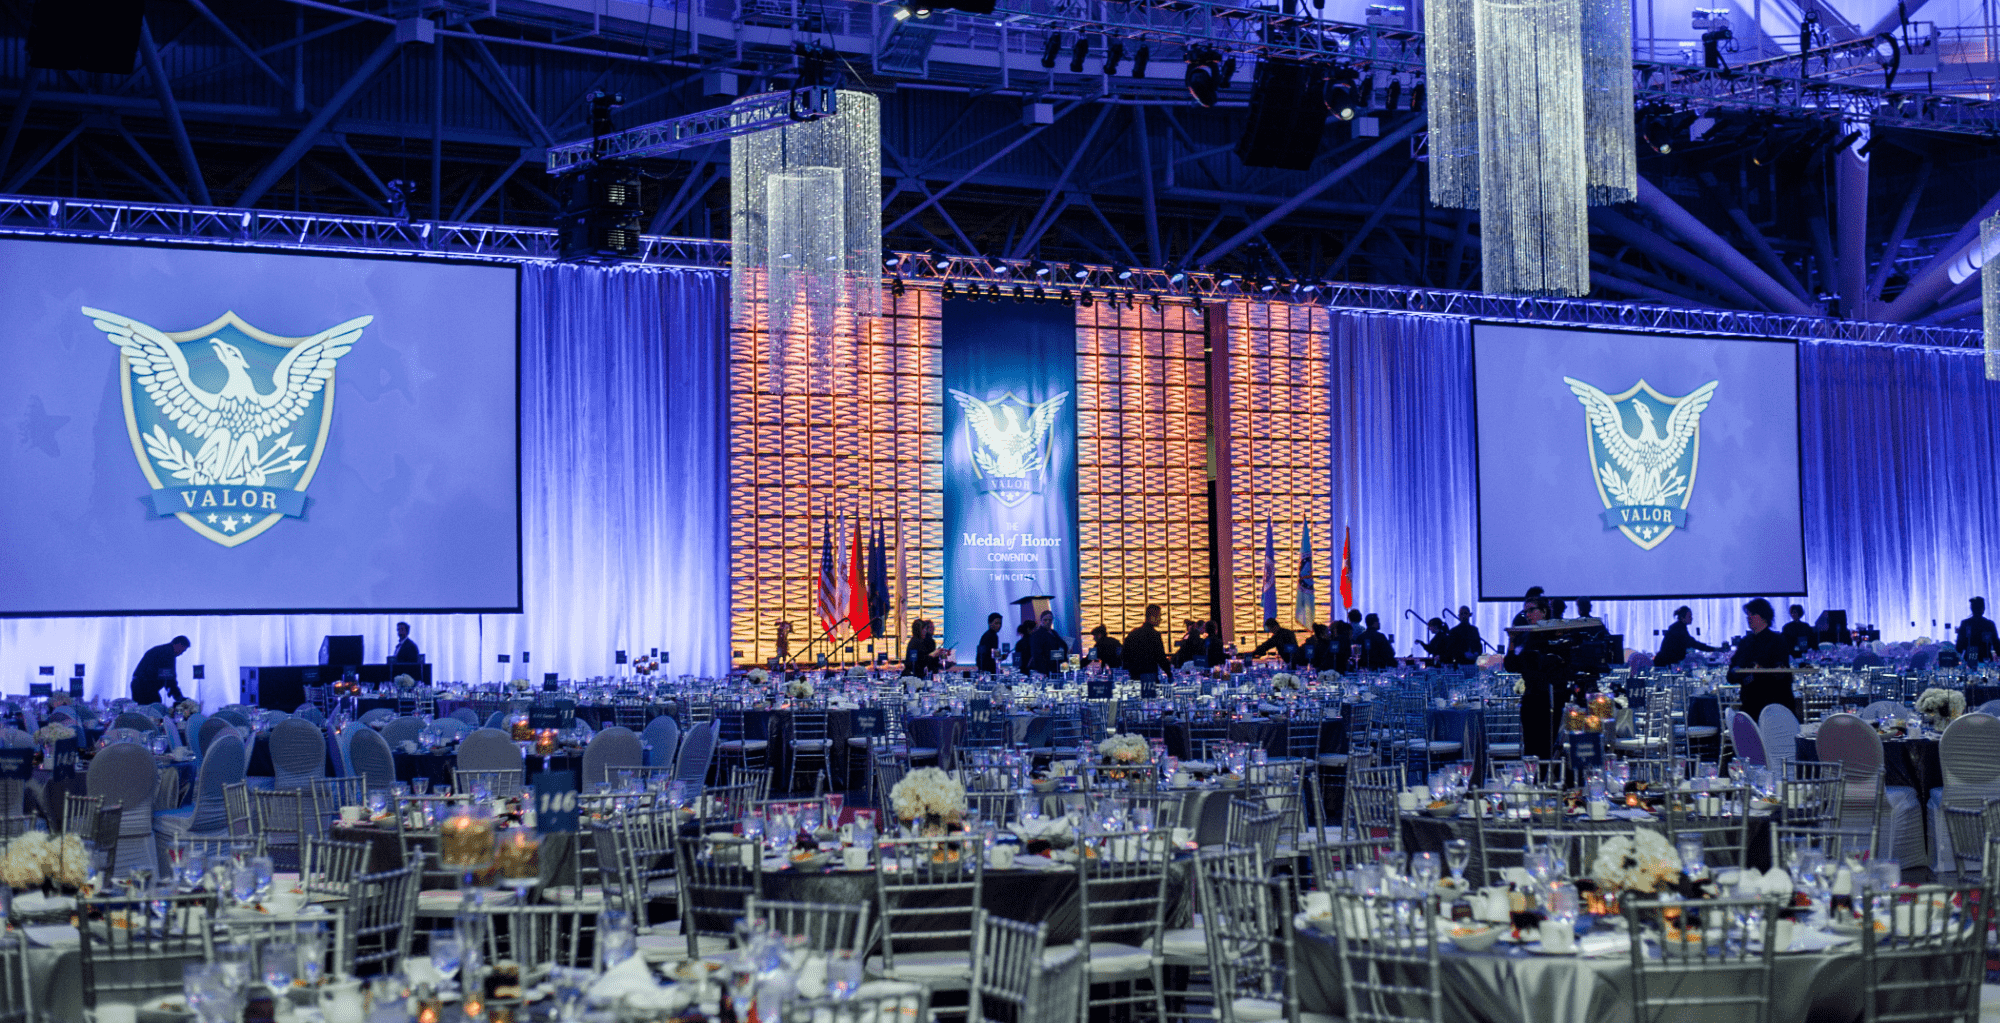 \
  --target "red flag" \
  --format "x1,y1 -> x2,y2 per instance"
847,522 -> 872,640
1339,526 -> 1353,610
